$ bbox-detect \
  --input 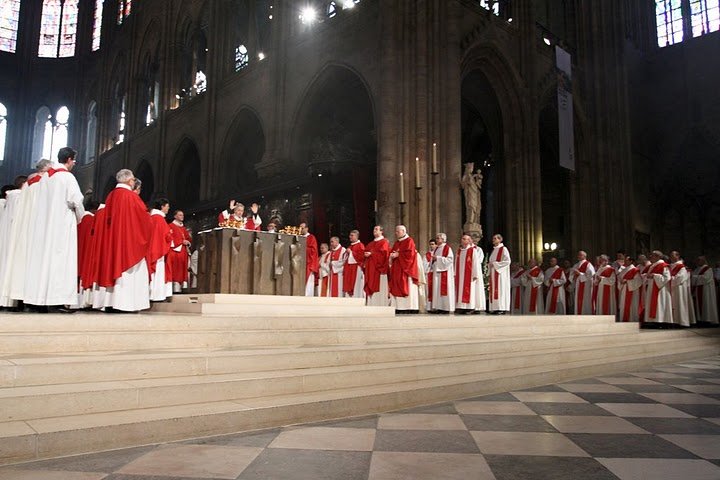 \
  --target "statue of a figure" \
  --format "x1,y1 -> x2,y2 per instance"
461,163 -> 483,225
